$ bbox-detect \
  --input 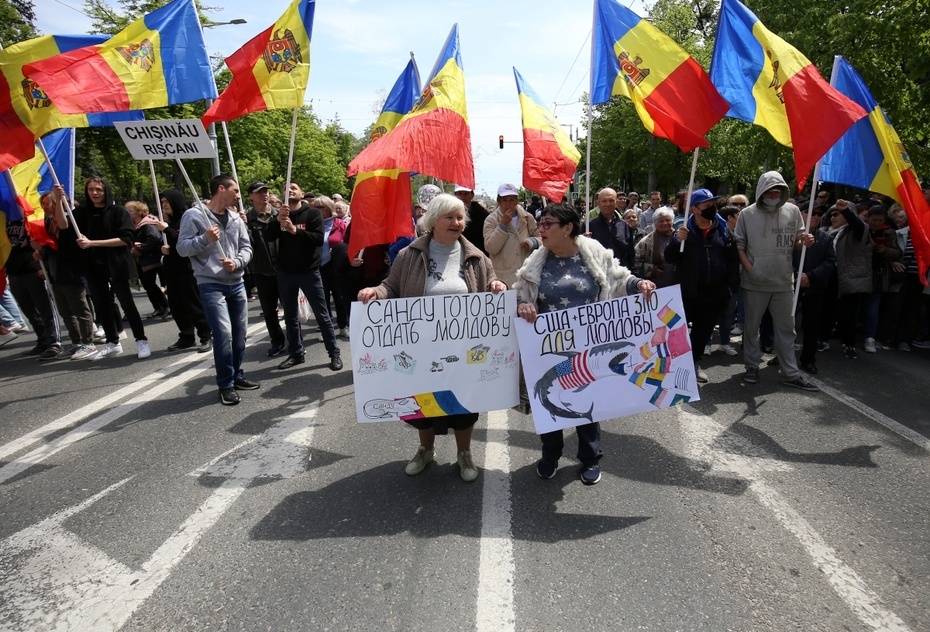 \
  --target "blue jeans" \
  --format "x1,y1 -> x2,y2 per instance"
0,285 -> 26,328
198,281 -> 248,389
278,268 -> 339,358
